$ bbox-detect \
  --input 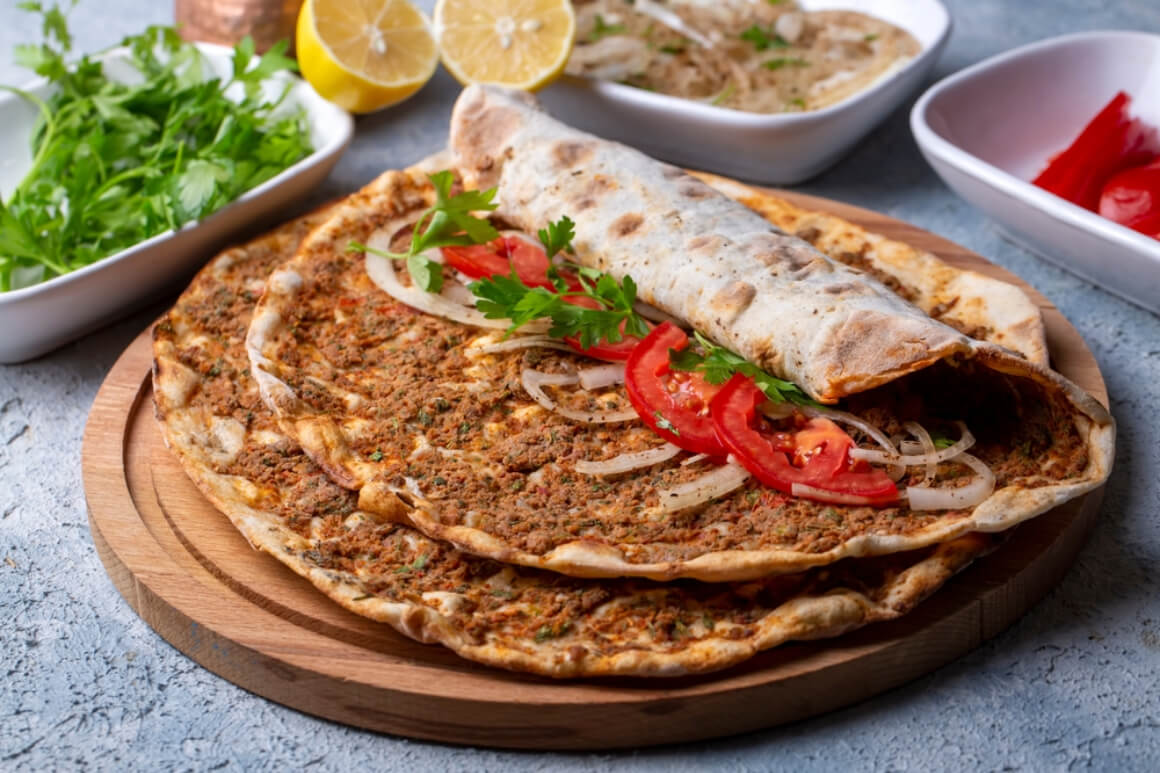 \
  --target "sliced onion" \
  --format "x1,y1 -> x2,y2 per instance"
681,453 -> 711,467
905,421 -> 938,486
476,335 -> 576,355
521,368 -> 638,424
760,401 -> 796,421
366,253 -> 508,330
849,422 -> 976,470
498,230 -> 543,249
789,483 -> 885,507
578,363 -> 626,390
635,0 -> 714,48
439,279 -> 476,306
659,457 -> 750,513
633,300 -> 685,327
905,452 -> 995,511
801,405 -> 897,455
800,404 -> 905,480
576,443 -> 681,475
365,252 -> 549,333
